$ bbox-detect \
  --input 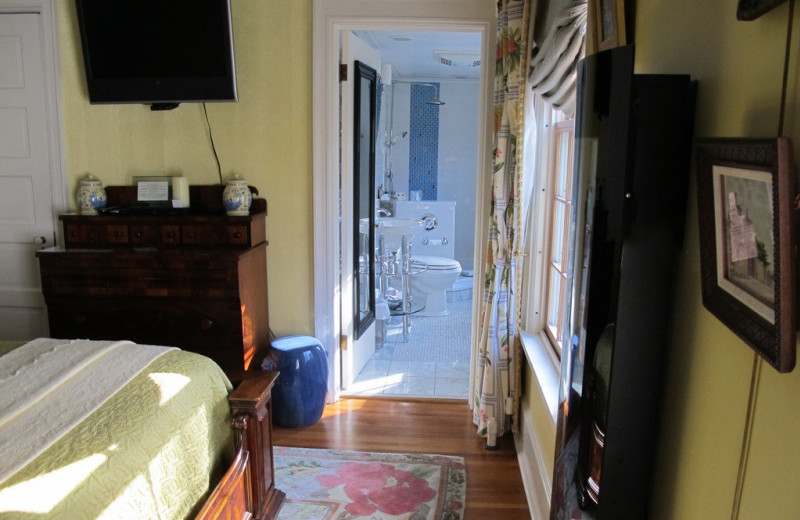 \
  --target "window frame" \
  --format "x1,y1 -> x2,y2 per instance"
520,95 -> 575,363
543,118 -> 575,351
